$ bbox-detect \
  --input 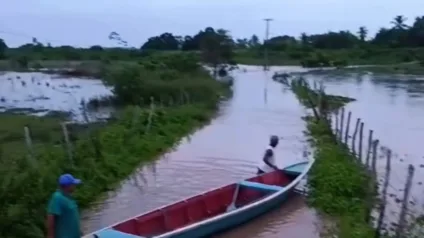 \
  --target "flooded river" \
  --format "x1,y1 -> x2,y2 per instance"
4,67 -> 424,236
80,65 -> 322,238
